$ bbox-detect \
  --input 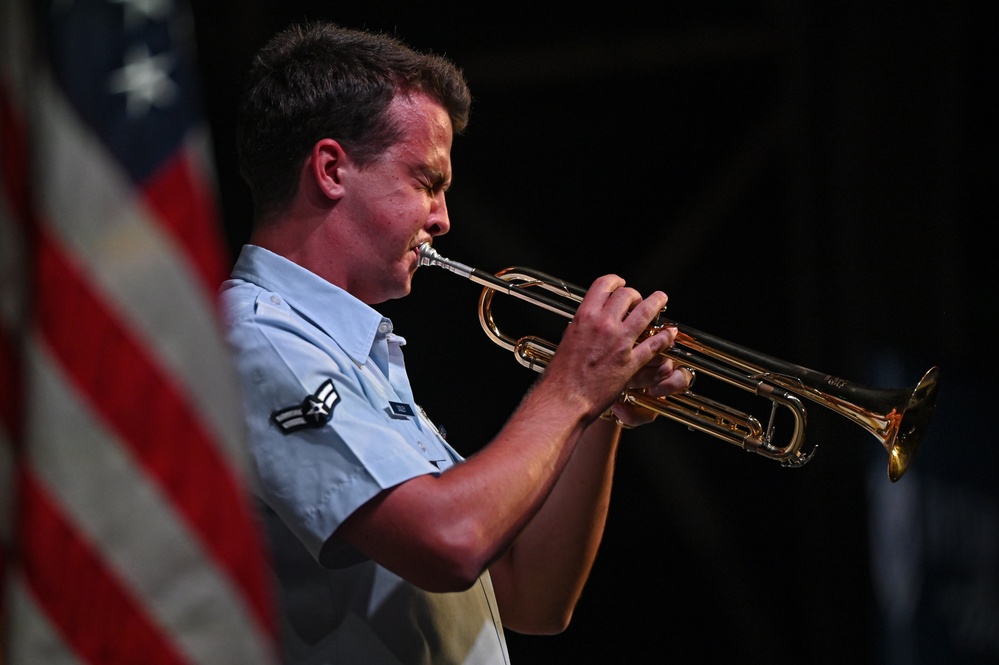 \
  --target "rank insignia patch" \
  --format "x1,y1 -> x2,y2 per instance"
273,379 -> 340,433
